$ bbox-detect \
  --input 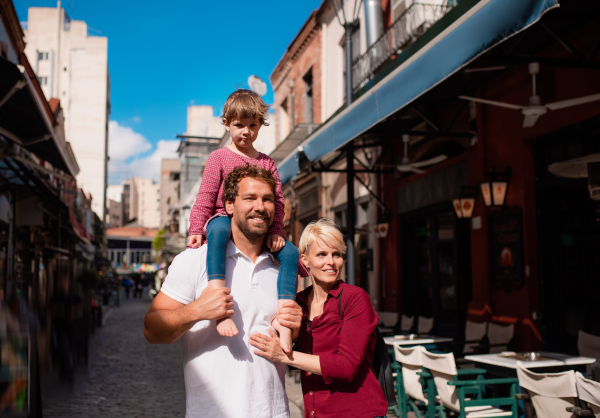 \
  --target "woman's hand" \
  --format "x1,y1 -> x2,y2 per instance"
250,329 -> 290,363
